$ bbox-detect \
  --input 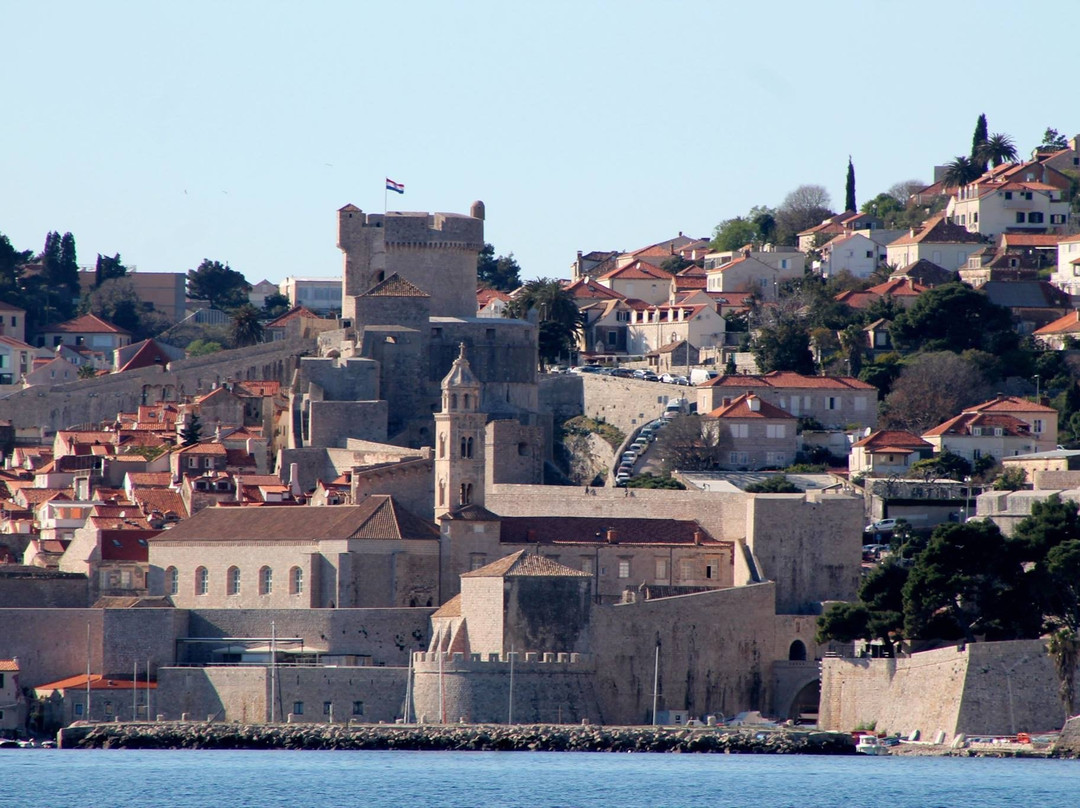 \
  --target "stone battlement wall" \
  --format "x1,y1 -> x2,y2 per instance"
0,338 -> 314,432
580,375 -> 684,437
412,651 -> 591,670
819,639 -> 1069,742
